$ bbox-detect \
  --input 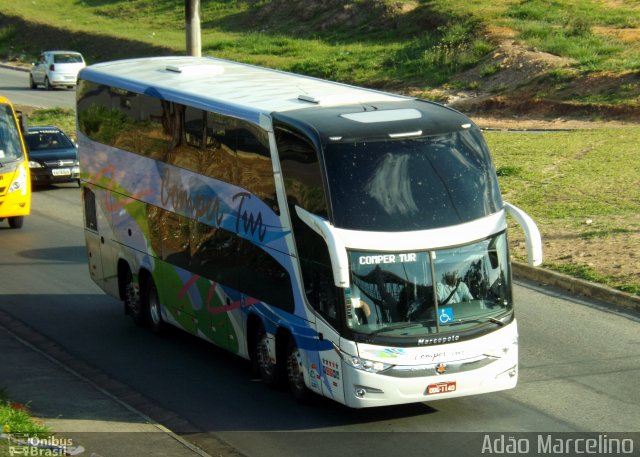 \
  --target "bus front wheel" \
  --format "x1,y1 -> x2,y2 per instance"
255,324 -> 281,387
286,337 -> 312,402
8,216 -> 24,229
